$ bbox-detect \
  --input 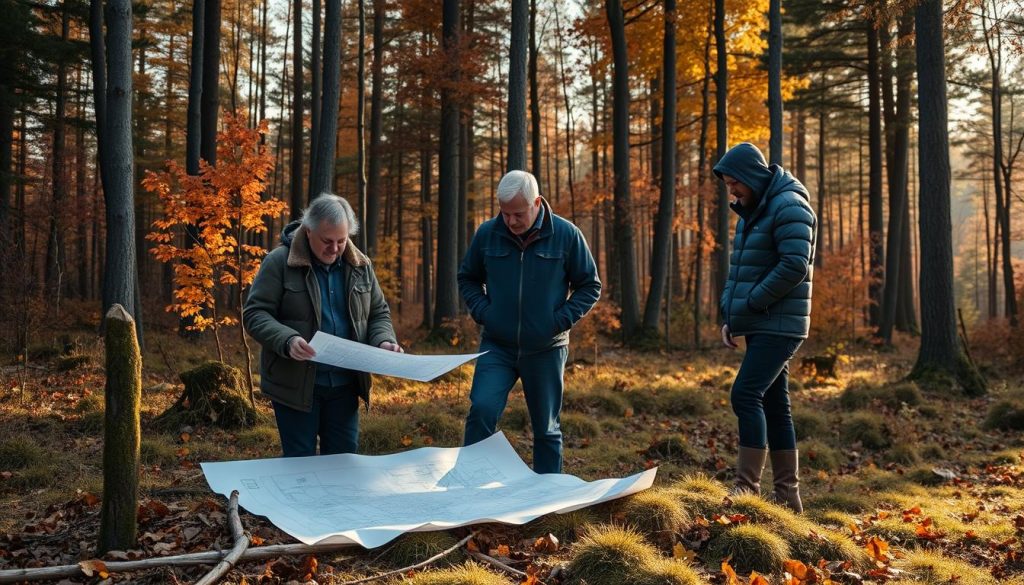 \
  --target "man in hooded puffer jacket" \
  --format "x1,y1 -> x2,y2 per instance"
714,142 -> 817,513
